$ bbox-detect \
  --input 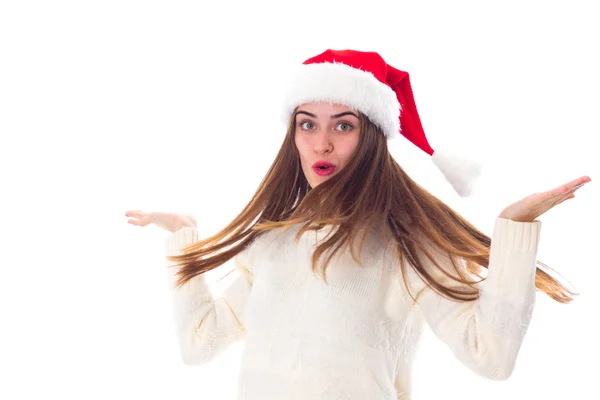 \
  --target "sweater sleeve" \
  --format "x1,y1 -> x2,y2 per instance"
164,227 -> 255,366
397,217 -> 541,380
